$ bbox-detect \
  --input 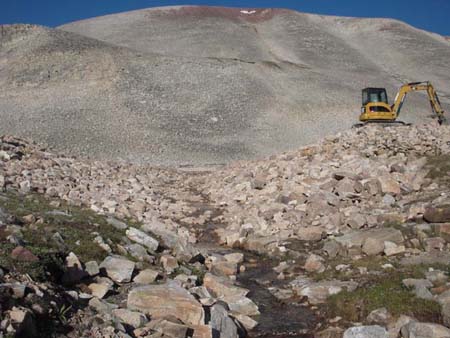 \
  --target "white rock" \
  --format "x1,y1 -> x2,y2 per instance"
126,227 -> 159,252
343,325 -> 388,338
